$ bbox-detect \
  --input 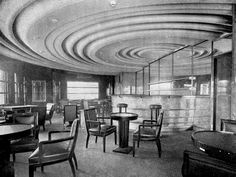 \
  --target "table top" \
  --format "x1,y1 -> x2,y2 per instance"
0,124 -> 32,140
1,105 -> 38,110
111,112 -> 138,121
192,130 -> 236,162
